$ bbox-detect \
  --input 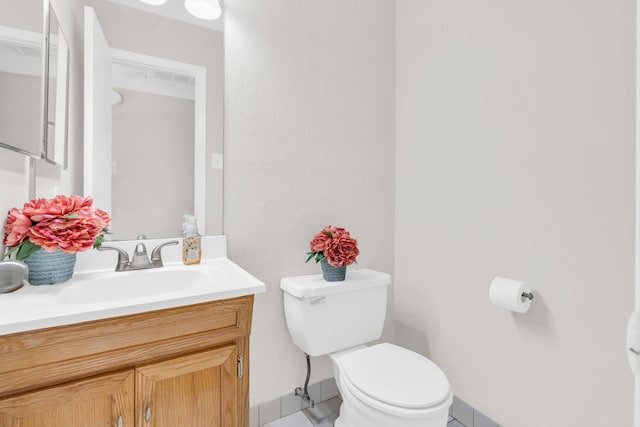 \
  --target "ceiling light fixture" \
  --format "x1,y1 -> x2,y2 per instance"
184,0 -> 222,20
139,0 -> 168,5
